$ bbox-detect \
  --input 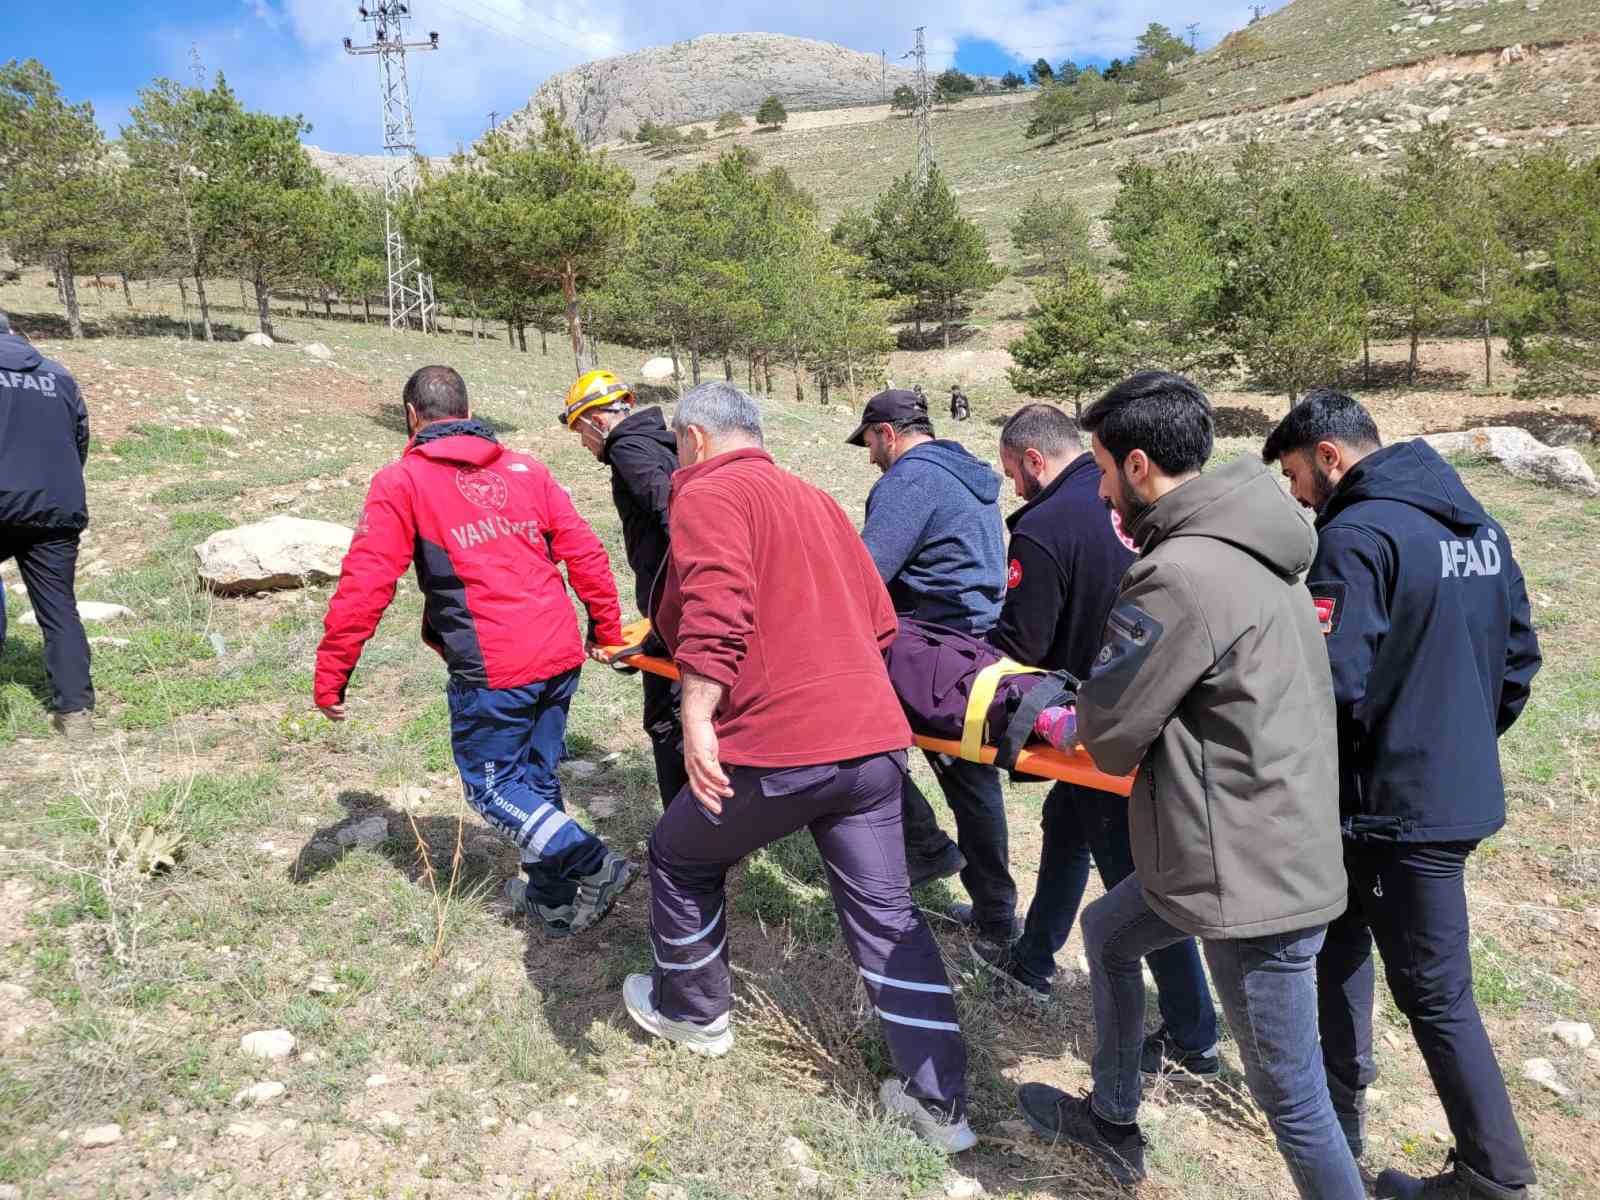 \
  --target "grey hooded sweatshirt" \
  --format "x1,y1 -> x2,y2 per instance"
1077,455 -> 1348,940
